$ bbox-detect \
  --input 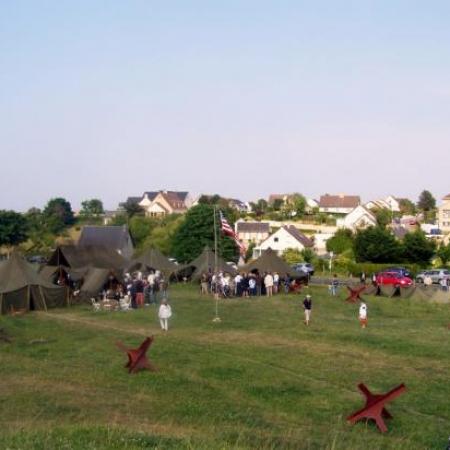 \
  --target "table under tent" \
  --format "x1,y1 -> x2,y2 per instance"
0,253 -> 67,315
